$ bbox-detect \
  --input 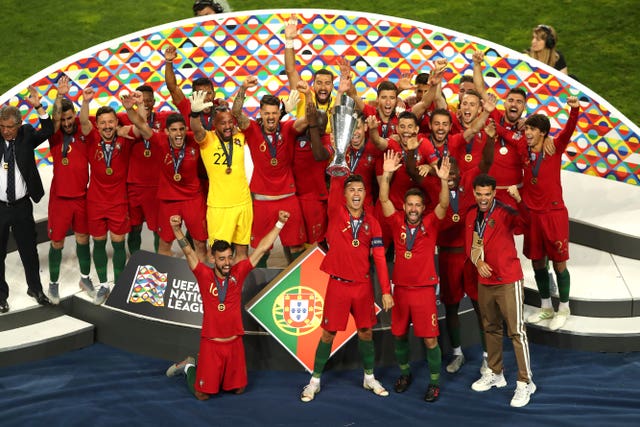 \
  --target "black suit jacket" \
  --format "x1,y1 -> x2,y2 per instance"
0,116 -> 53,203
